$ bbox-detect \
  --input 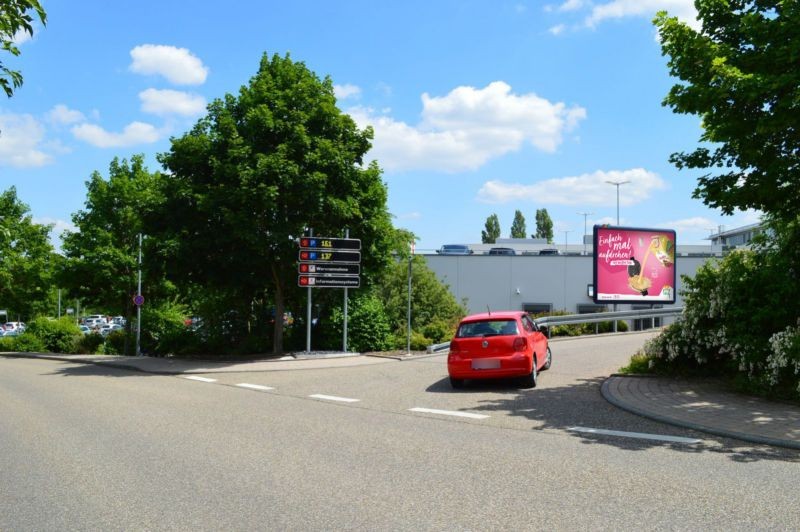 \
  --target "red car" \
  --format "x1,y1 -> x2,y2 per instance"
447,311 -> 551,389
